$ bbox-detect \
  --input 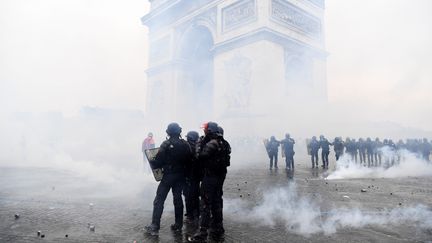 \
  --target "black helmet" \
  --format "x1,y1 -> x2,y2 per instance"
166,122 -> 182,136
217,126 -> 224,136
204,121 -> 219,135
186,131 -> 199,142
